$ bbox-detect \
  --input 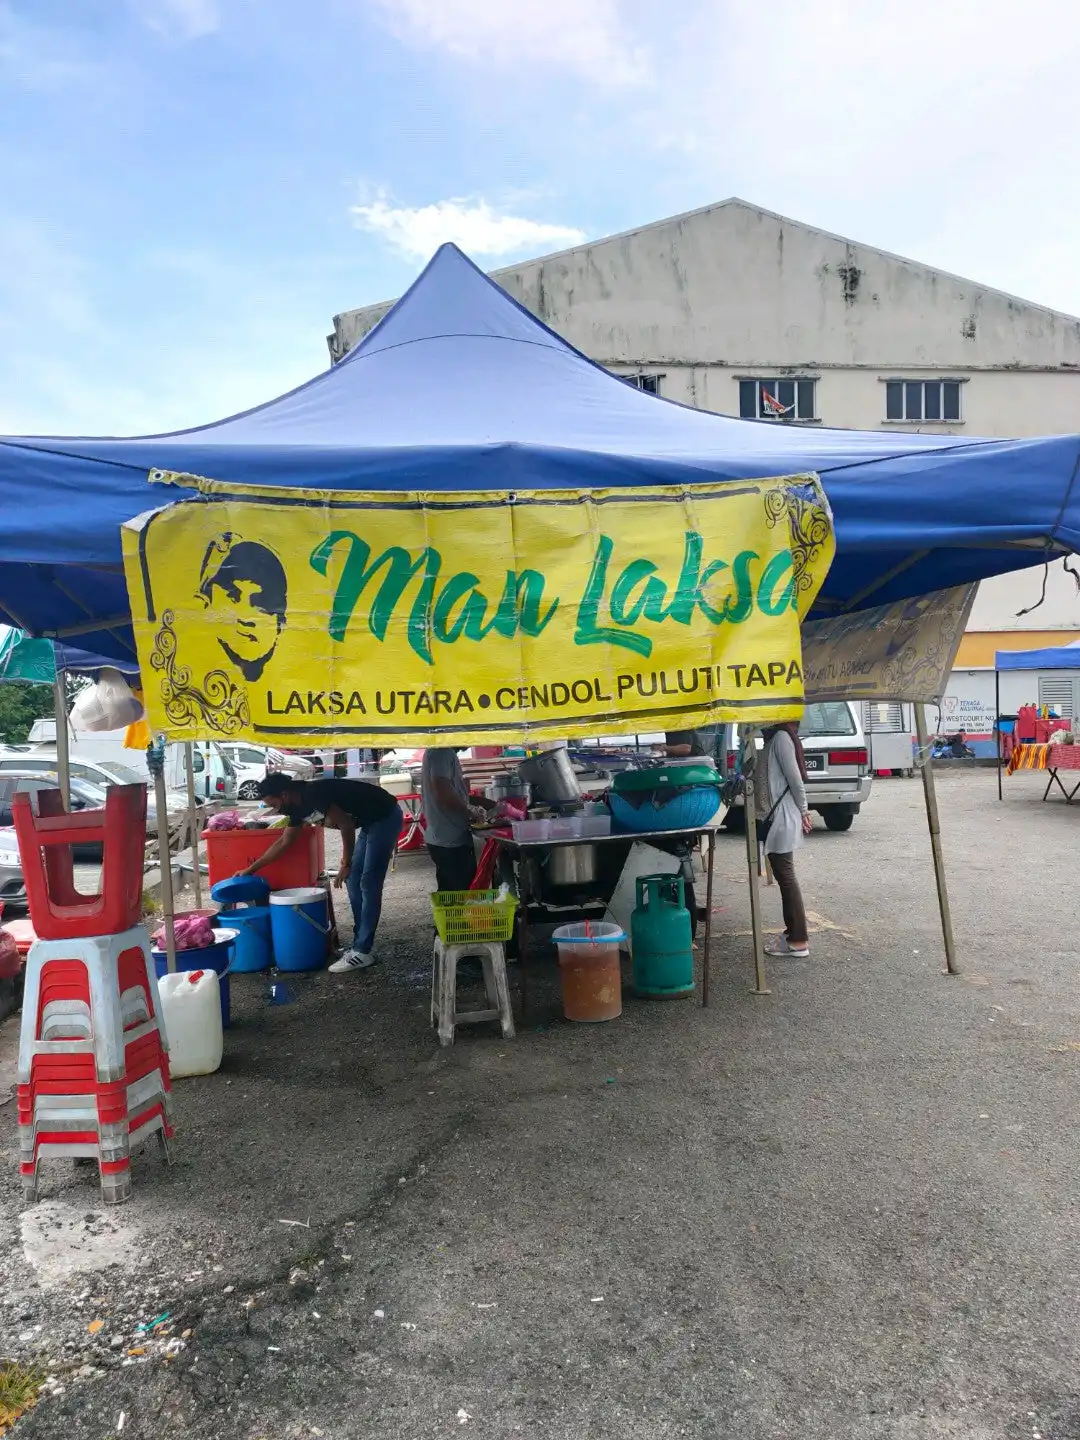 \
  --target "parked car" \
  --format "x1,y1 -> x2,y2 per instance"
0,748 -> 187,837
218,743 -> 314,798
720,701 -> 873,832
25,722 -> 238,803
0,824 -> 25,911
